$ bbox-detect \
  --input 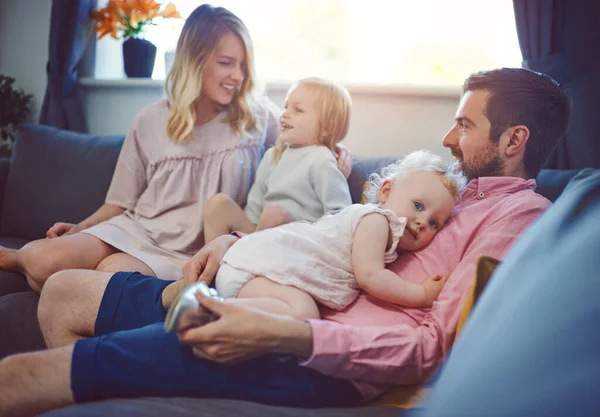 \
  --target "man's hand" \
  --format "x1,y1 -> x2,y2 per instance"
177,291 -> 313,365
182,234 -> 238,286
46,222 -> 81,238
